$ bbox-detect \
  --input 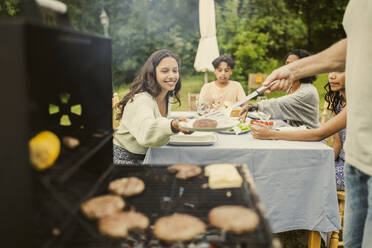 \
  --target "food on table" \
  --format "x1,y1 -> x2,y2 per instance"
193,118 -> 218,128
229,107 -> 242,117
225,123 -> 251,134
167,164 -> 202,179
29,130 -> 61,170
237,123 -> 251,131
108,177 -> 145,197
62,136 -> 80,149
99,210 -> 149,238
250,119 -> 274,126
153,213 -> 206,242
205,164 -> 243,189
208,205 -> 259,233
81,195 -> 125,219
